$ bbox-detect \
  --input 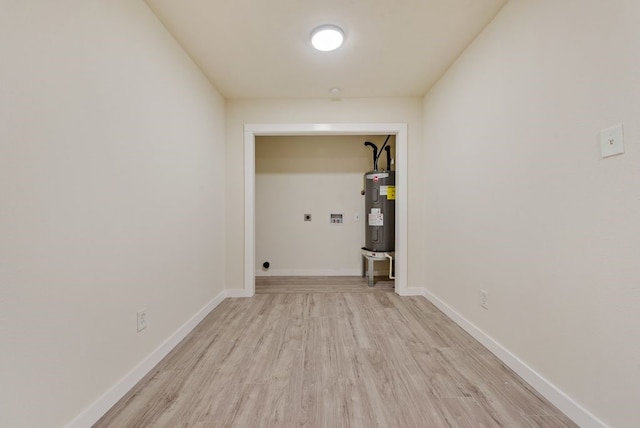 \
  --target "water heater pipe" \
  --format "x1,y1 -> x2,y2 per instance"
385,253 -> 395,279
375,135 -> 391,168
385,146 -> 392,171
364,141 -> 378,170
